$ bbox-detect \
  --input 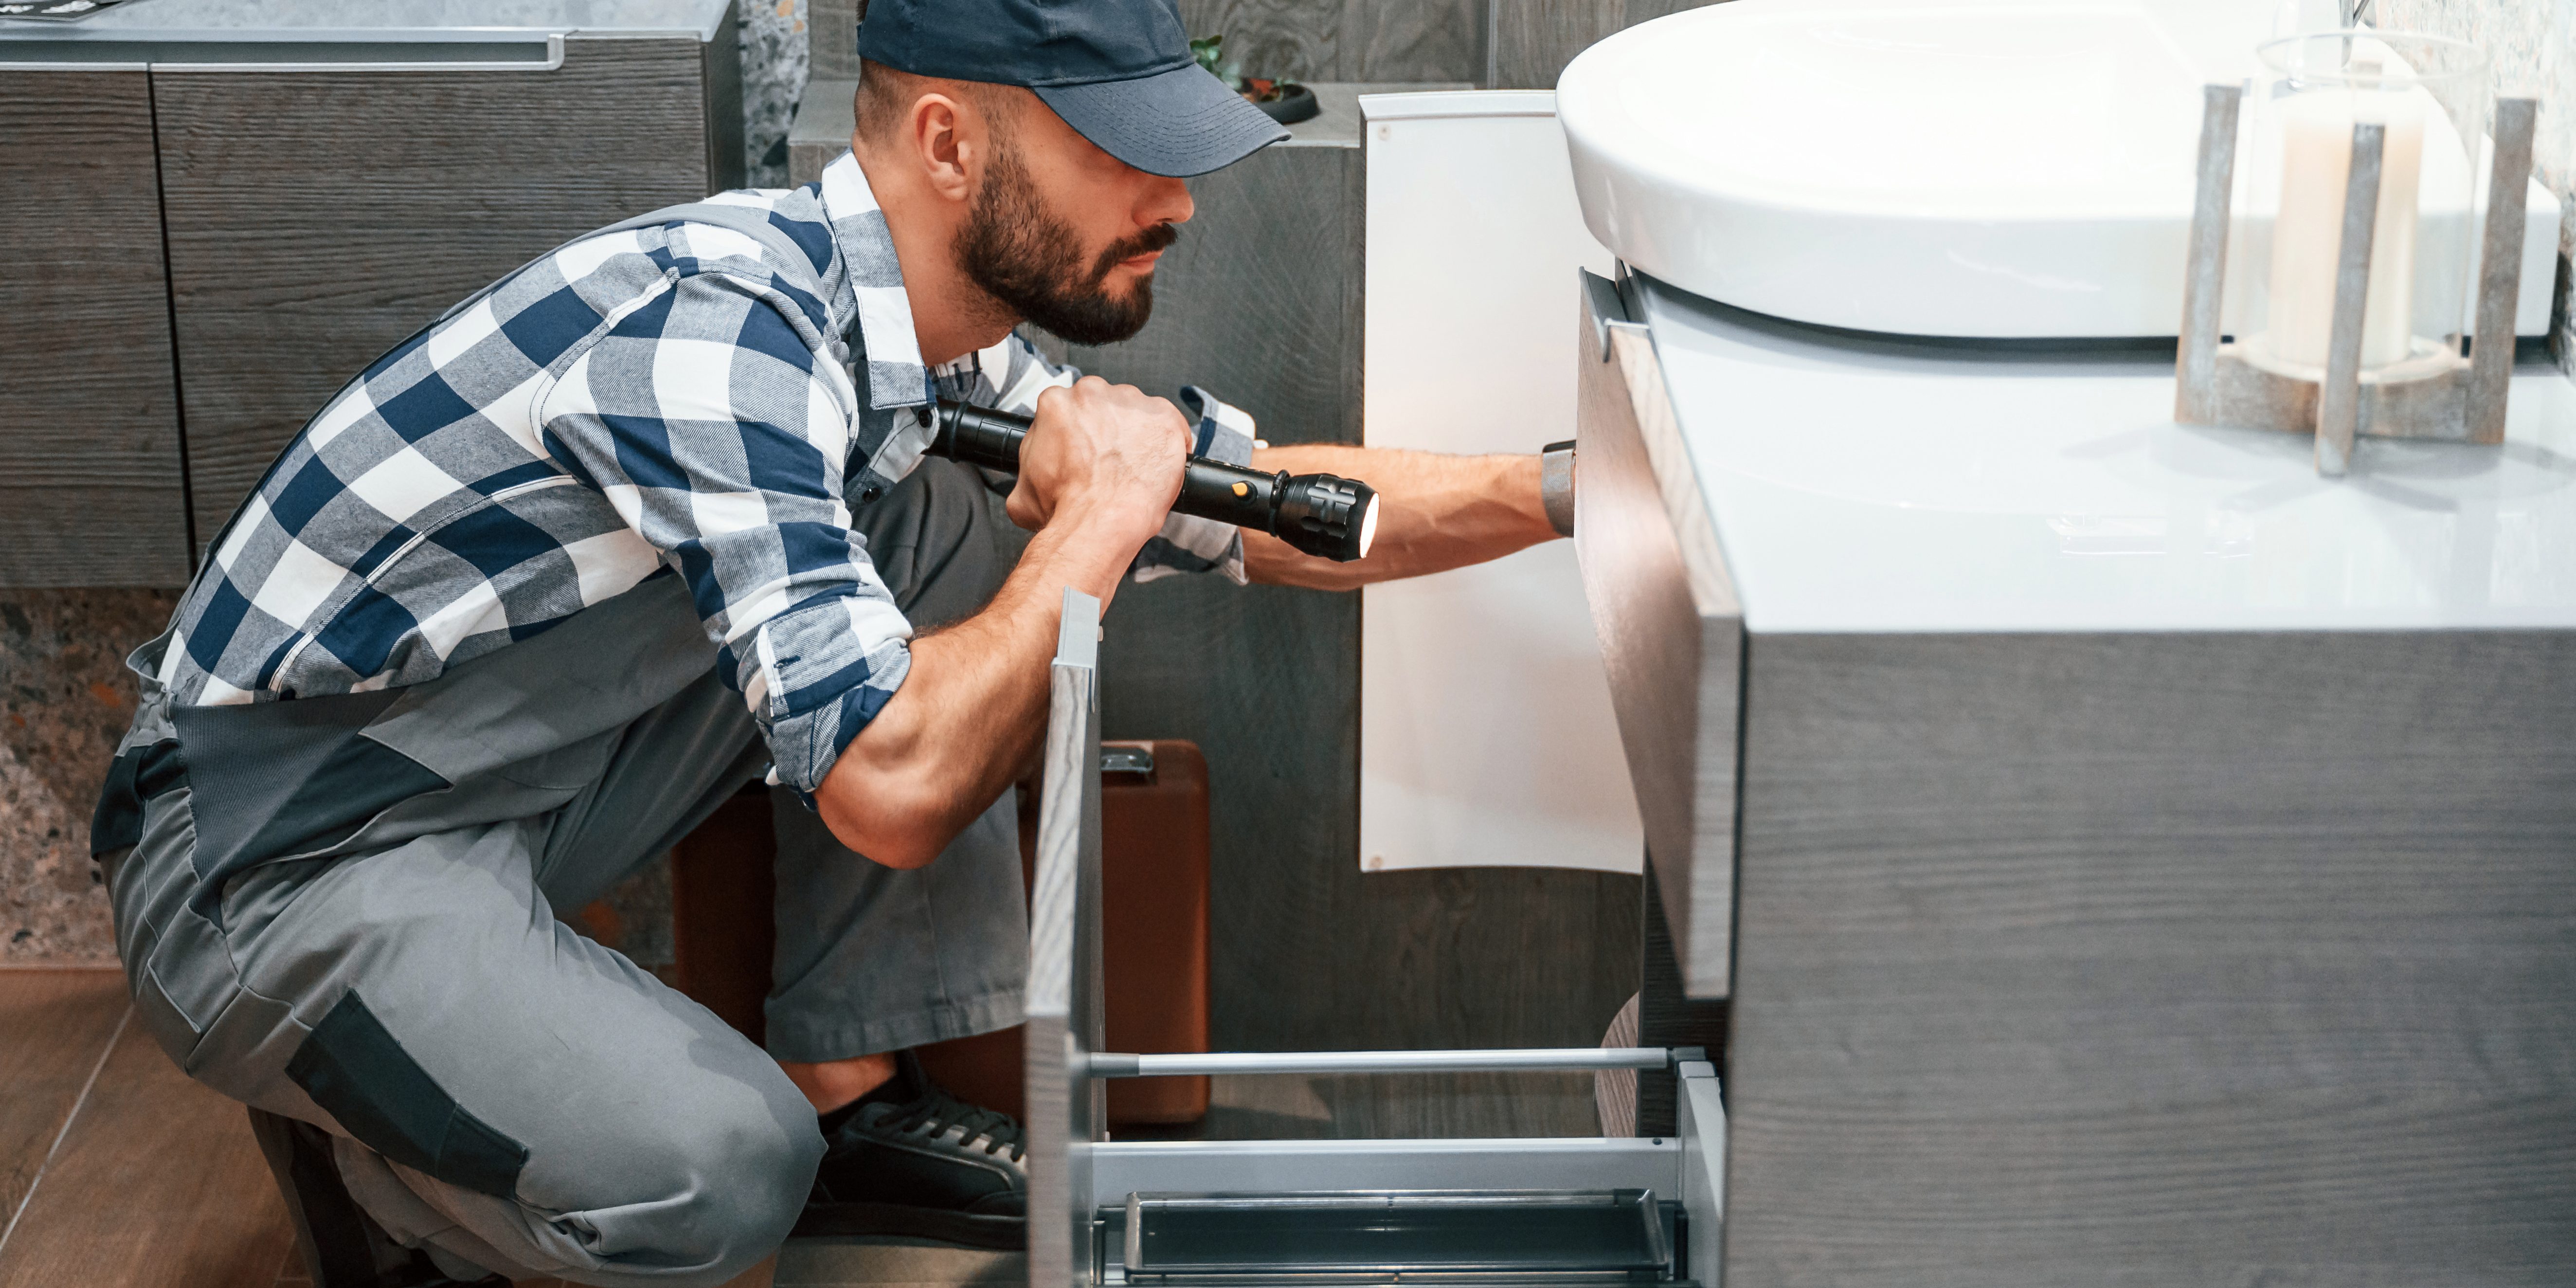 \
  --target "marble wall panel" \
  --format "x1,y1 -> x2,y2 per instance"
0,590 -> 172,965
742,0 -> 810,187
0,588 -> 678,969
2377,0 -> 2576,381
